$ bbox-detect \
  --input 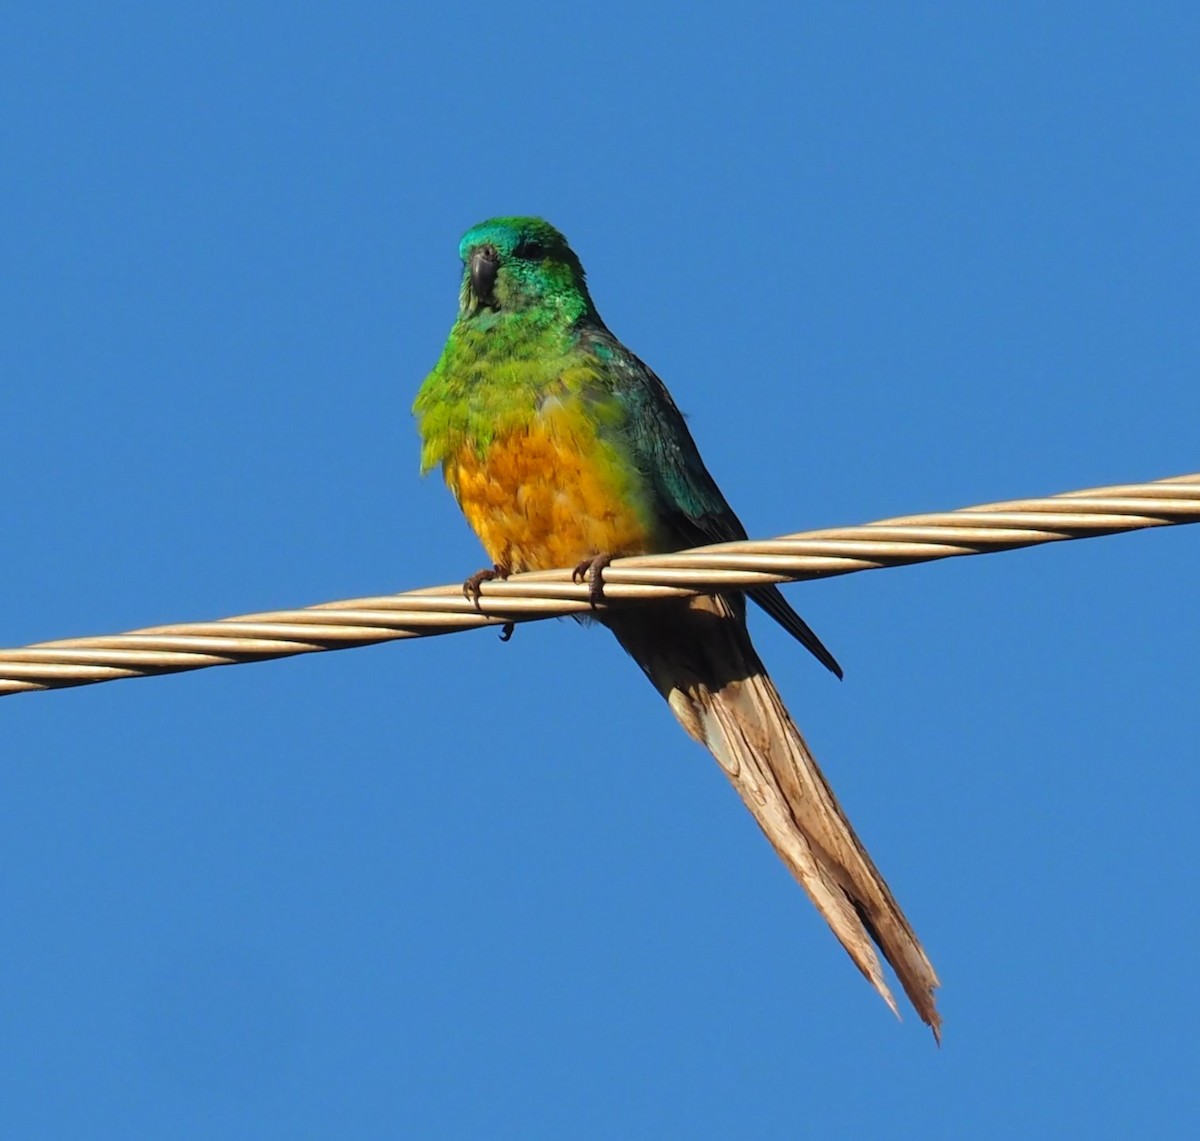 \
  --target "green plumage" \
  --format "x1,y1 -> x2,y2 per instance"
413,218 -> 944,1034
414,216 -> 841,677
